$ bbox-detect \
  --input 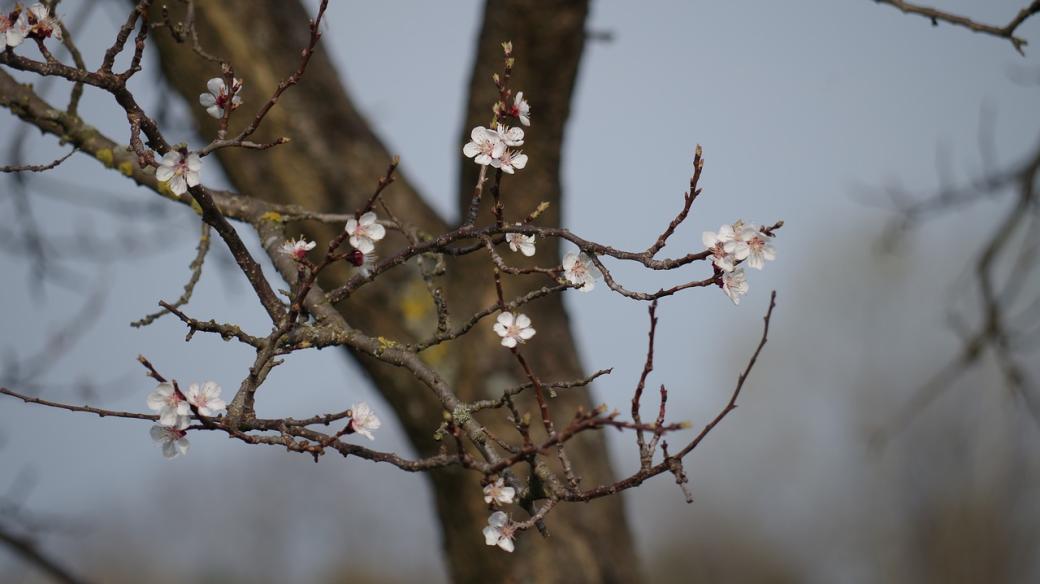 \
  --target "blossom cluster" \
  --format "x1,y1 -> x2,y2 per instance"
481,87 -> 602,352
1,3 -> 61,48
145,381 -> 226,459
278,211 -> 385,270
702,220 -> 777,304
144,378 -> 379,457
481,478 -> 517,552
154,76 -> 248,196
463,92 -> 530,174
